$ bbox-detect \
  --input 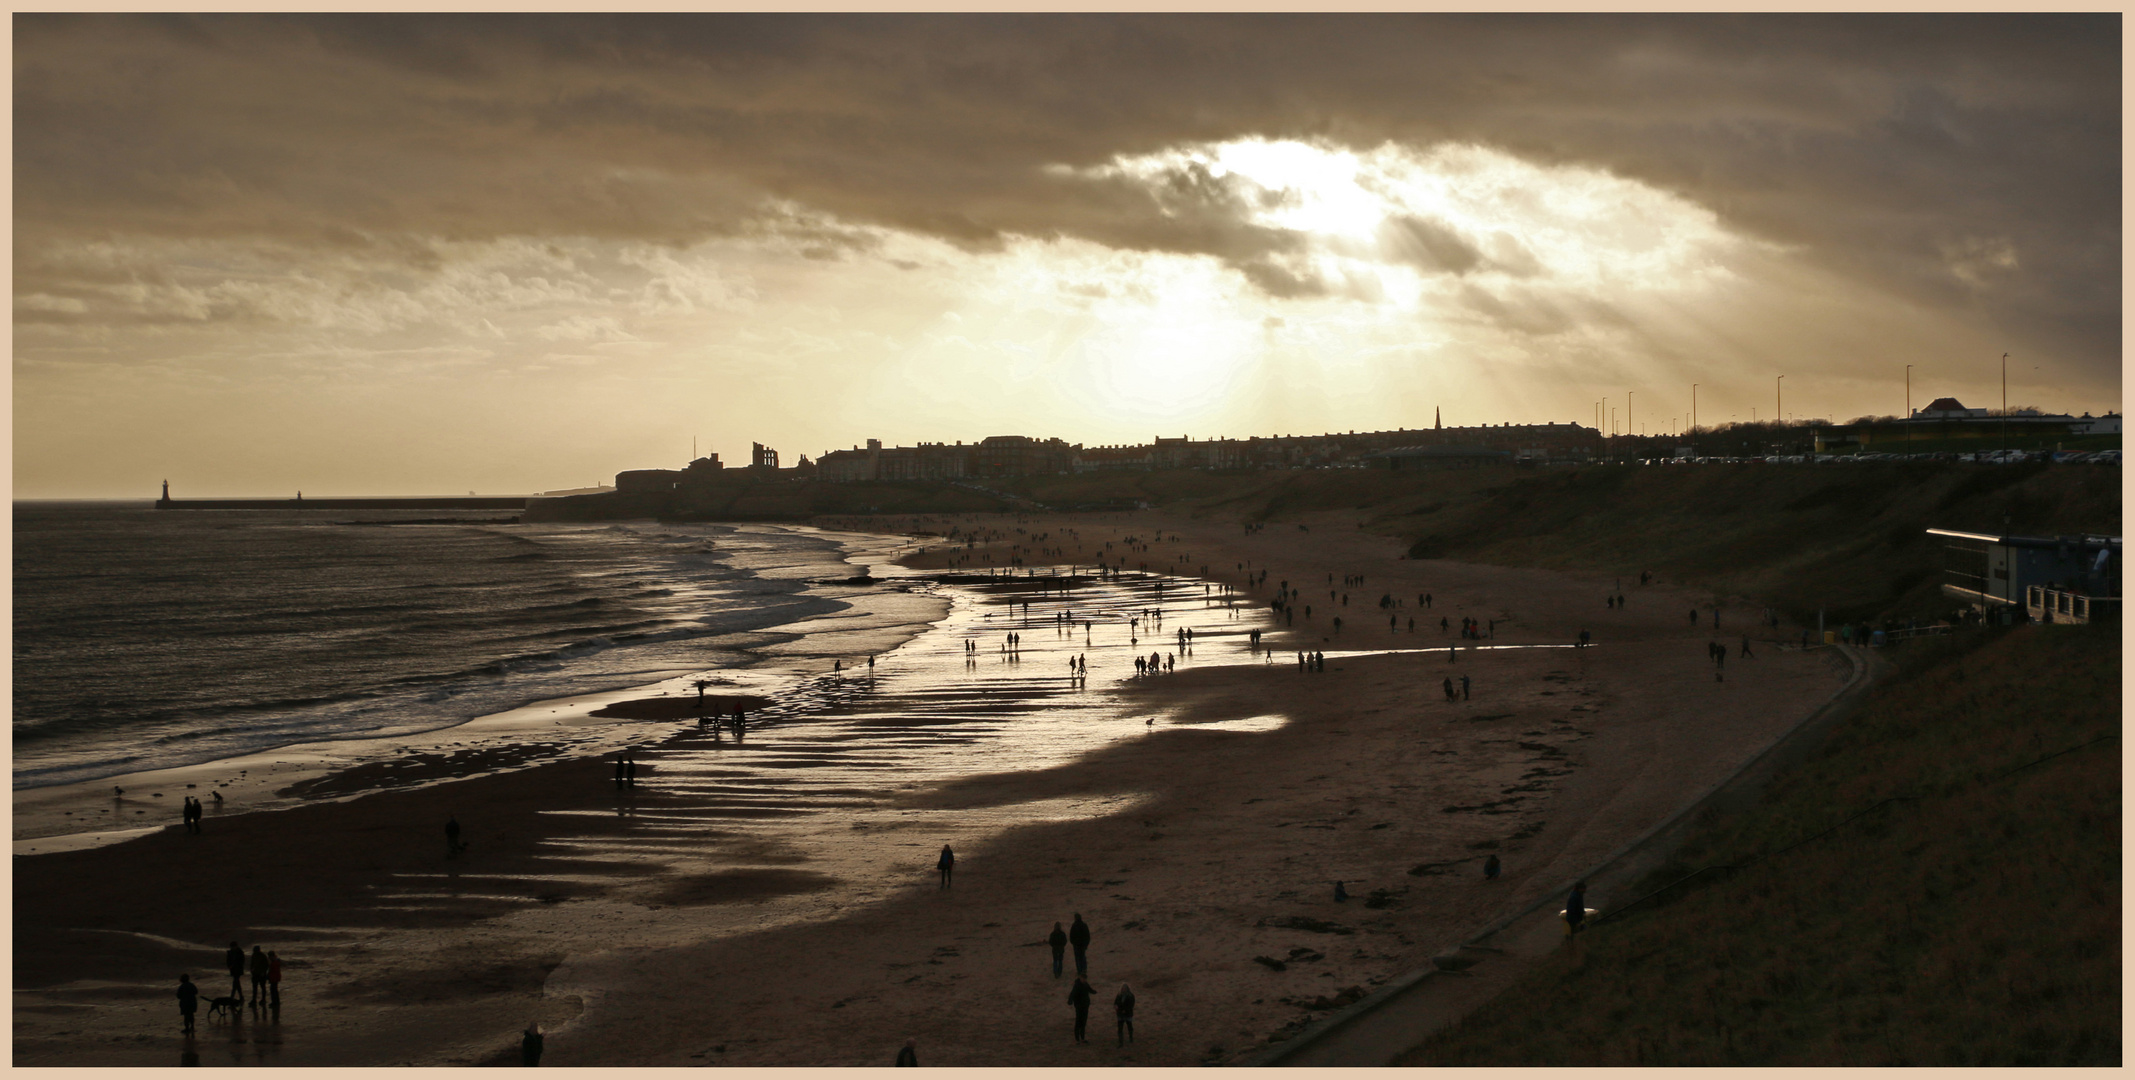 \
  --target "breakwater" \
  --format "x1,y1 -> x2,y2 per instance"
156,497 -> 528,511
